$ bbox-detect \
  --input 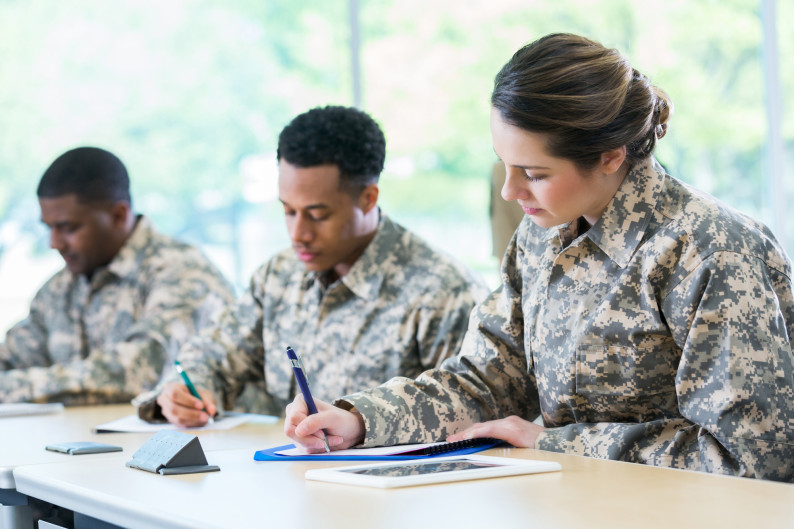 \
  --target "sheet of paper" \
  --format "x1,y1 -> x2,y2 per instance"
0,402 -> 65,418
275,442 -> 444,457
94,412 -> 276,433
